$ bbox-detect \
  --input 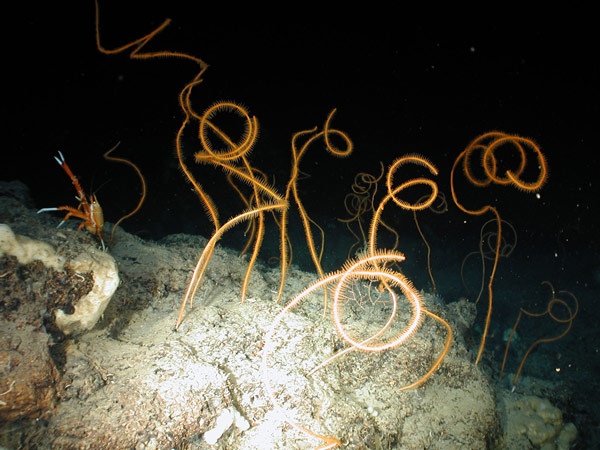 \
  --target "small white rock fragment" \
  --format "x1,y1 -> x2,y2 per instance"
203,406 -> 249,445
203,408 -> 234,445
